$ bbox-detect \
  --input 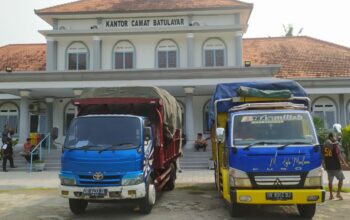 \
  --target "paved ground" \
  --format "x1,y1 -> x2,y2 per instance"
0,170 -> 350,220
